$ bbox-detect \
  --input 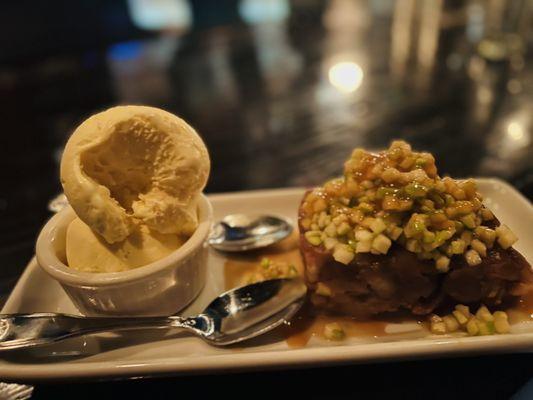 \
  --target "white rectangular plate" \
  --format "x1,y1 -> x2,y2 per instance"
1,178 -> 532,381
